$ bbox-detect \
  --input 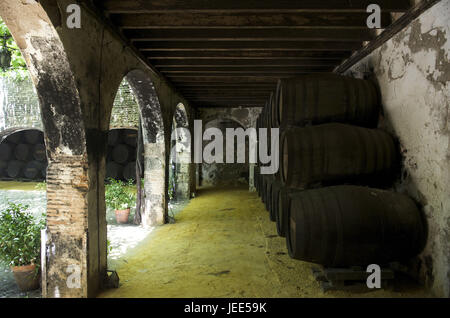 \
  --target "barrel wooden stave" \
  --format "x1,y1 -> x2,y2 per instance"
280,123 -> 398,189
276,187 -> 303,237
286,185 -> 426,267
14,143 -> 30,161
275,74 -> 379,128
